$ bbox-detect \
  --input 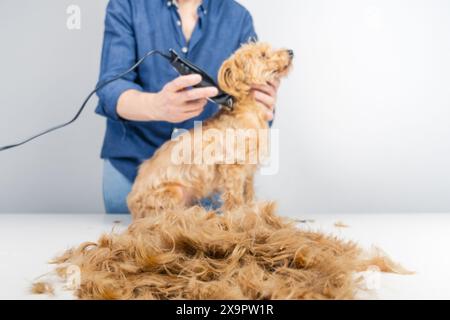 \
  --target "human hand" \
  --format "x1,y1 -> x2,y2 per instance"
150,74 -> 218,123
251,79 -> 280,121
